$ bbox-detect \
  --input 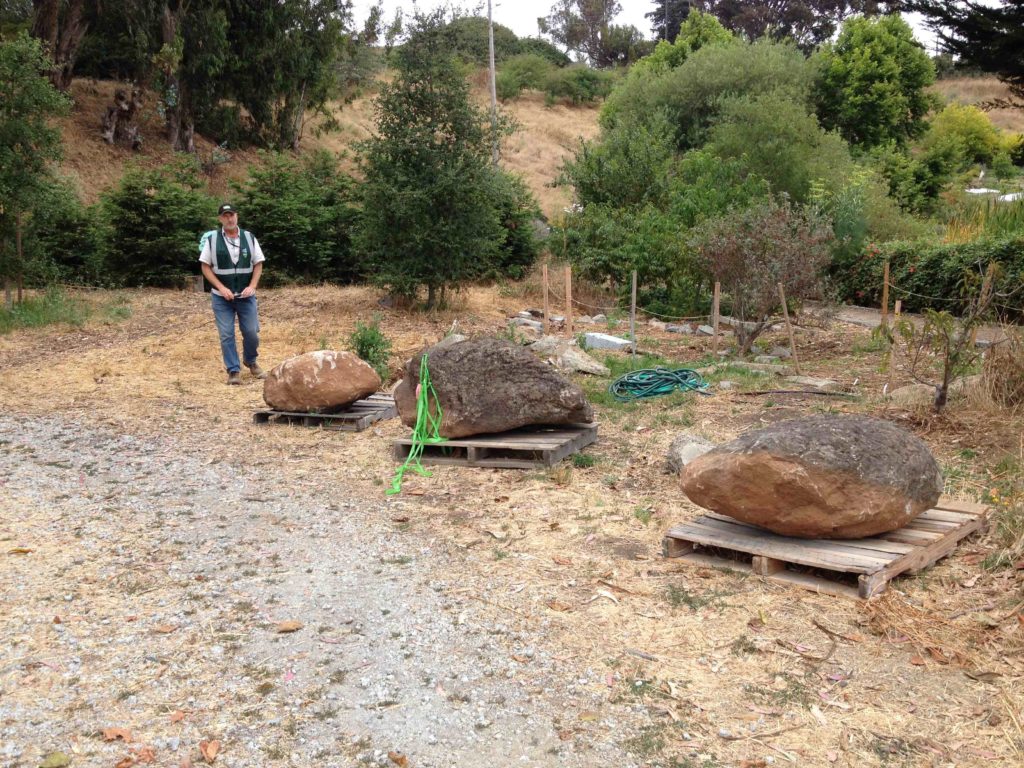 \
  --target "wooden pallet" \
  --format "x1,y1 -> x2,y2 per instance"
393,423 -> 598,469
662,498 -> 988,599
253,394 -> 397,432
